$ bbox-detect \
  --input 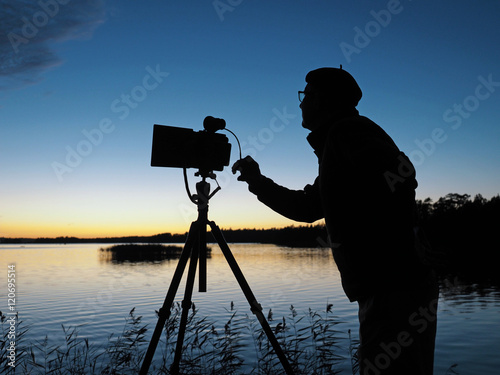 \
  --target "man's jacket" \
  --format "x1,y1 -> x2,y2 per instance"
248,114 -> 432,301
